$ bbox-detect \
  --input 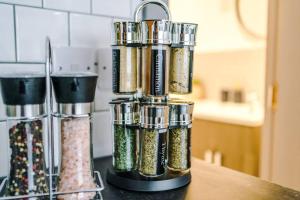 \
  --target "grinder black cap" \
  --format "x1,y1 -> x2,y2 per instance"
0,73 -> 46,105
51,72 -> 98,104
